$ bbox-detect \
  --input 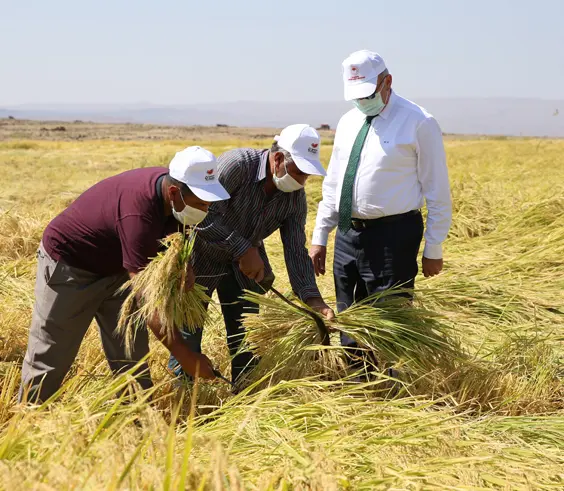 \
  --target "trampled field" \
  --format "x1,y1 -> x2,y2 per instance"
0,124 -> 563,490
